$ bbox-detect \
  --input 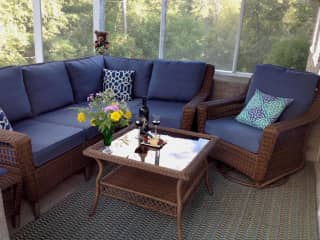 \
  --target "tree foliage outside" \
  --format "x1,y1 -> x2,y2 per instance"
238,0 -> 318,72
0,0 -> 35,66
0,0 -> 318,72
42,0 -> 94,61
105,0 -> 161,59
